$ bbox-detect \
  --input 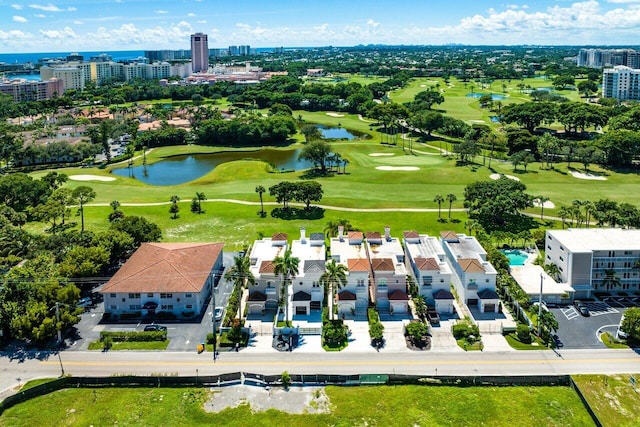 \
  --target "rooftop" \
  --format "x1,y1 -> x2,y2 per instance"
249,236 -> 288,277
510,264 -> 575,296
101,242 -> 223,294
547,228 -> 640,252
366,229 -> 407,276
